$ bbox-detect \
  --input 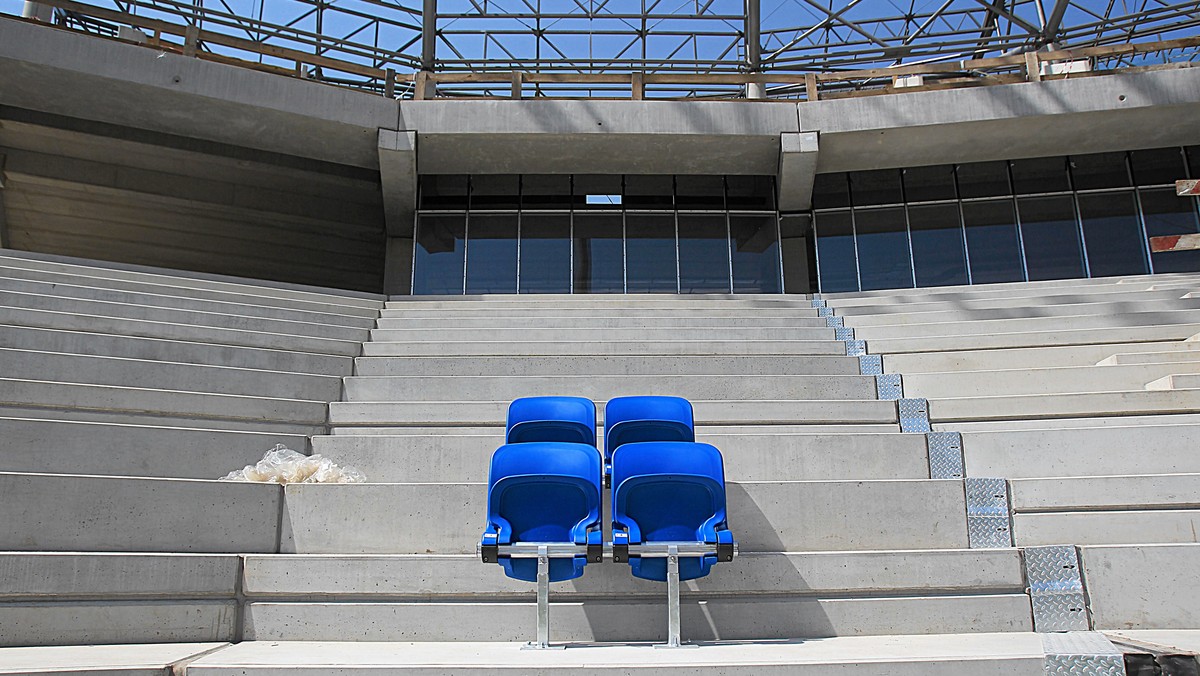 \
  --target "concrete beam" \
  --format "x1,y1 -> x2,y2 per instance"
400,100 -> 801,175
778,131 -> 819,211
0,17 -> 400,169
